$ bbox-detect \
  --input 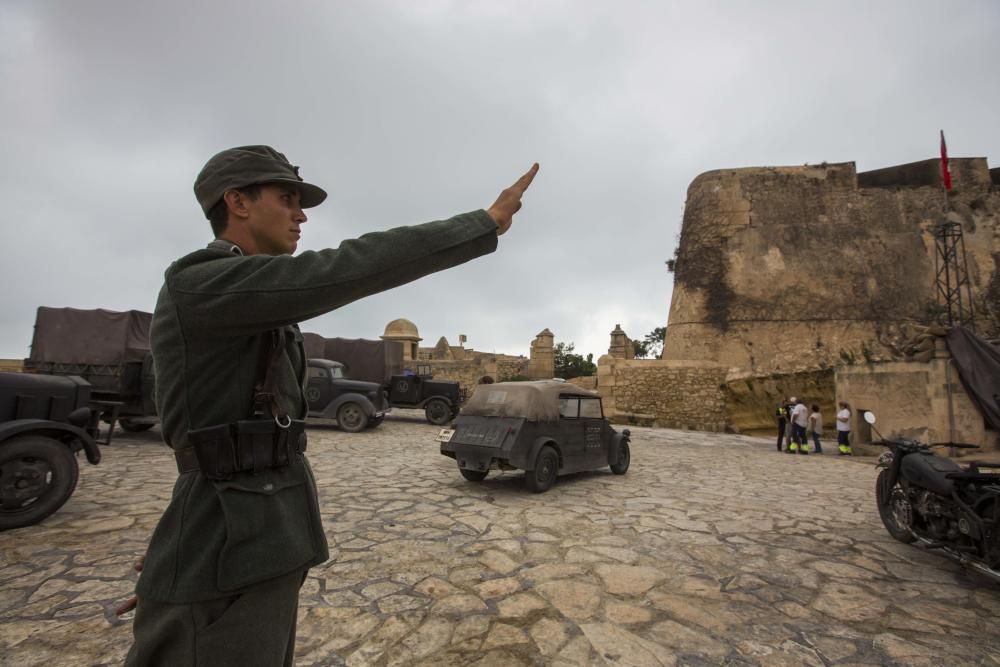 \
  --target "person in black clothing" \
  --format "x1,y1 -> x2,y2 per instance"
775,398 -> 788,451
